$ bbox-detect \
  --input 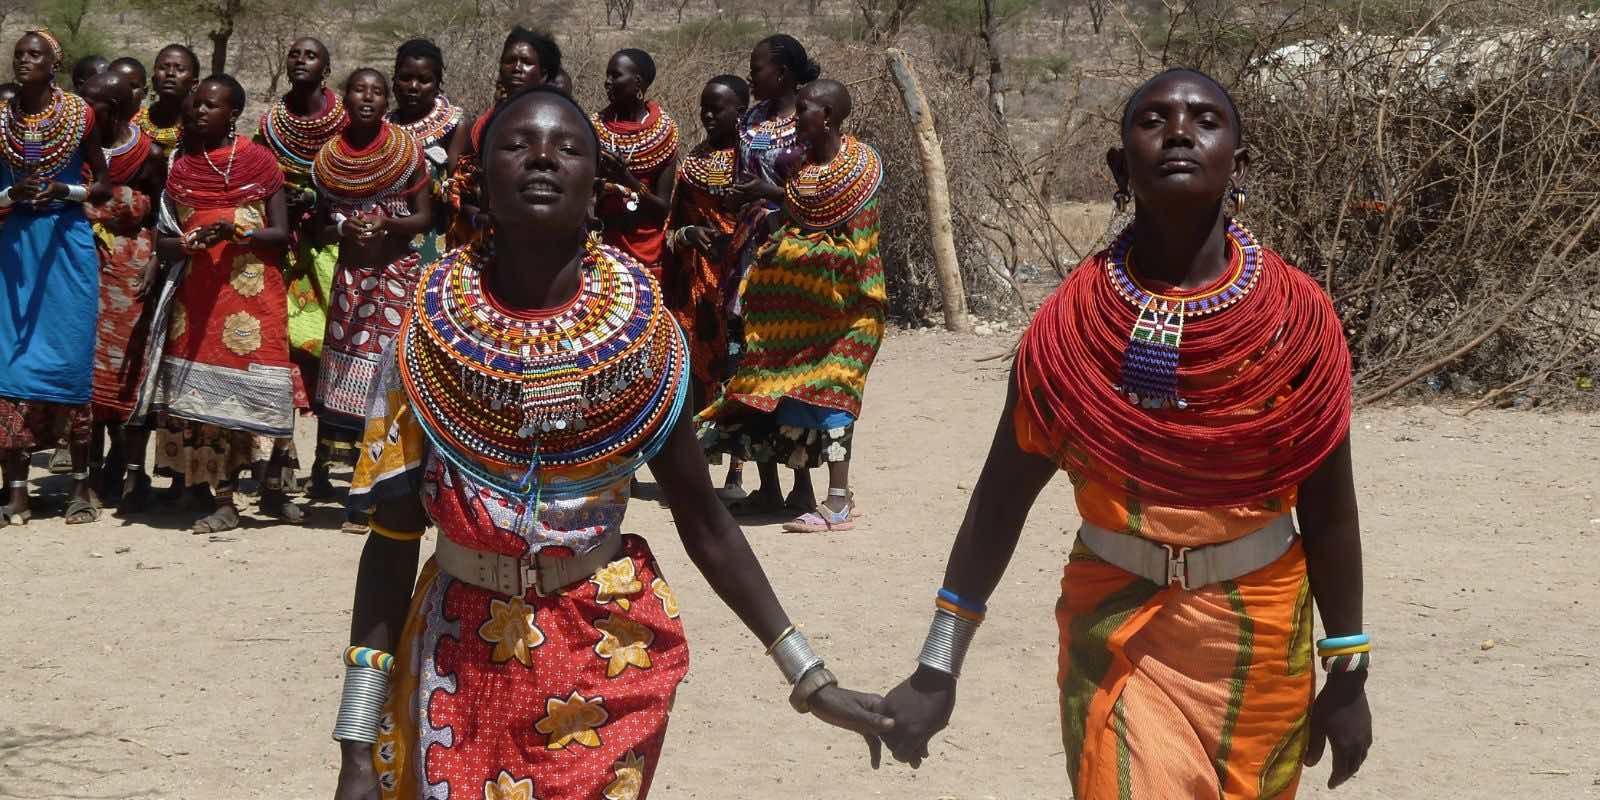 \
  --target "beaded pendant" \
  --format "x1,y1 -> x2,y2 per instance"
1105,219 -> 1262,410
682,147 -> 735,195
